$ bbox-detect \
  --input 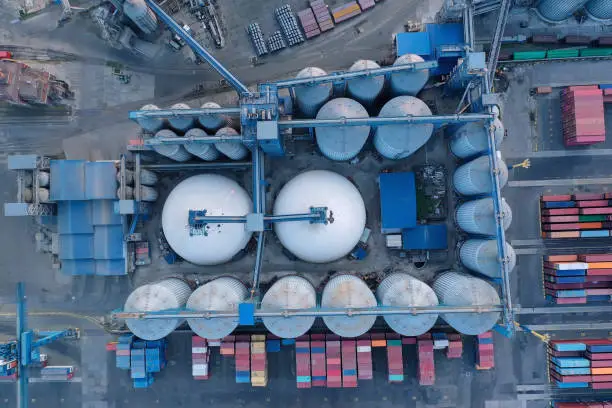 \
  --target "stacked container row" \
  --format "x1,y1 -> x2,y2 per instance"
476,331 -> 494,370
541,194 -> 612,238
192,336 -> 210,380
543,254 -> 612,304
297,8 -> 321,39
548,339 -> 612,389
331,1 -> 361,23
561,86 -> 605,146
356,337 -> 373,380
309,0 -> 334,31
417,338 -> 435,385
341,340 -> 357,387
311,338 -> 326,386
326,337 -> 342,387
235,341 -> 250,383
251,335 -> 267,387
386,335 -> 404,383
296,340 -> 311,388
